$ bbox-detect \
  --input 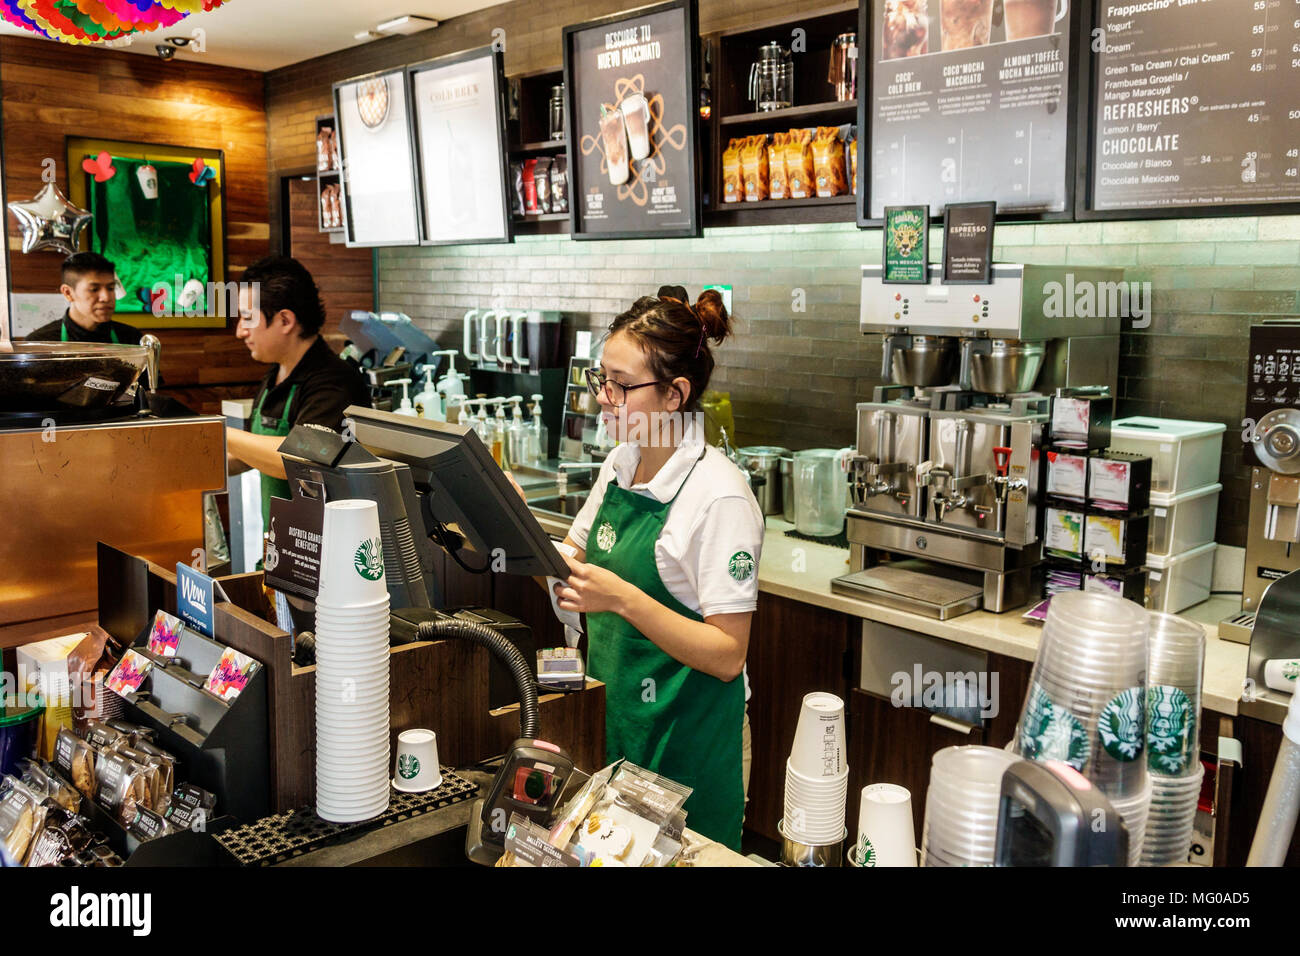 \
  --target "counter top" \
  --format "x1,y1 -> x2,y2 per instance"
755,517 -> 1249,717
